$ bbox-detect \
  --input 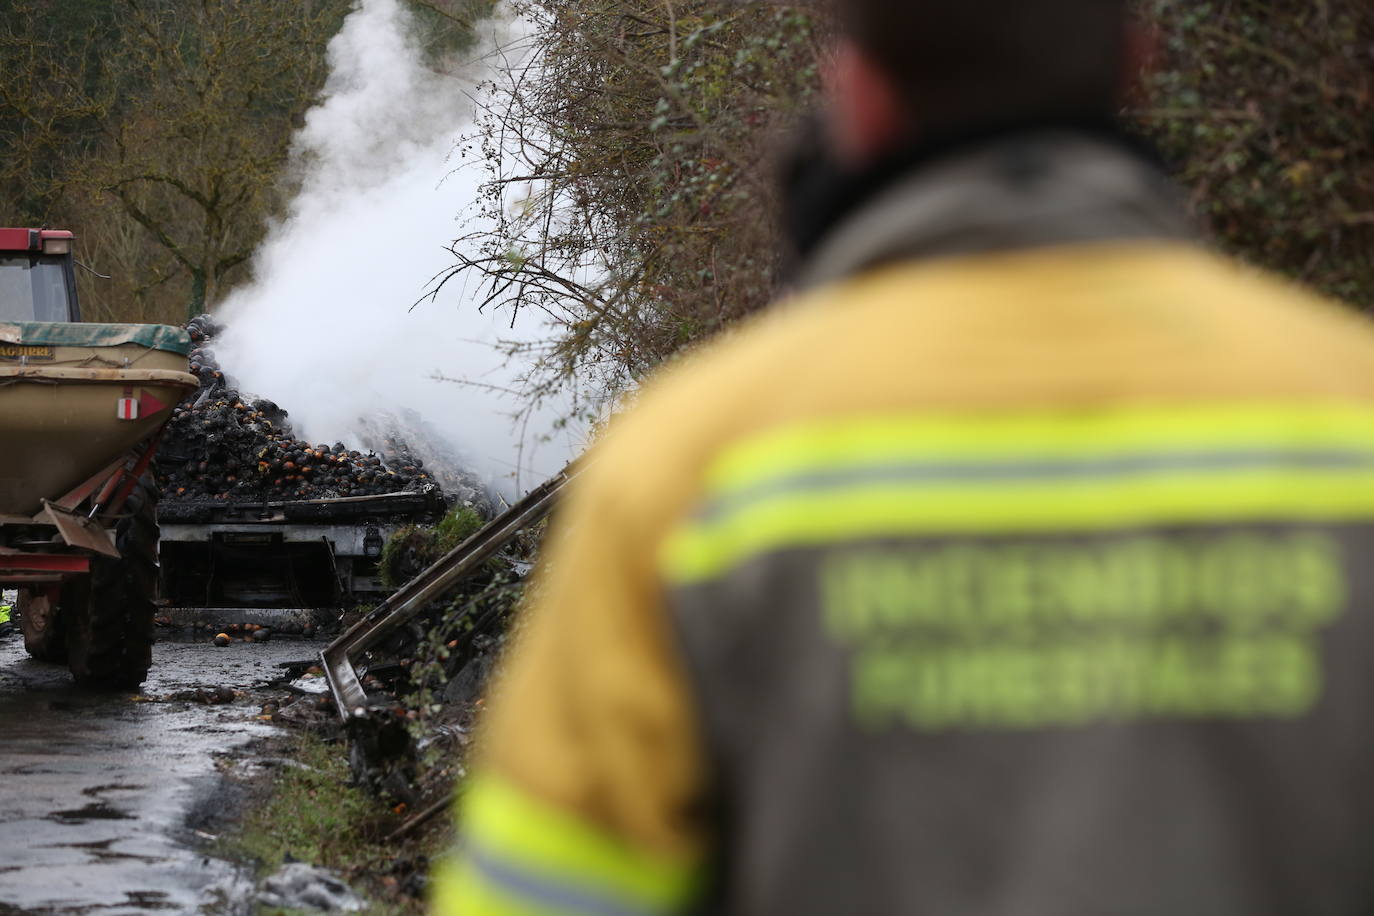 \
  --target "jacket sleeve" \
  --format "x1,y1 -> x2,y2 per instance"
431,456 -> 711,916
